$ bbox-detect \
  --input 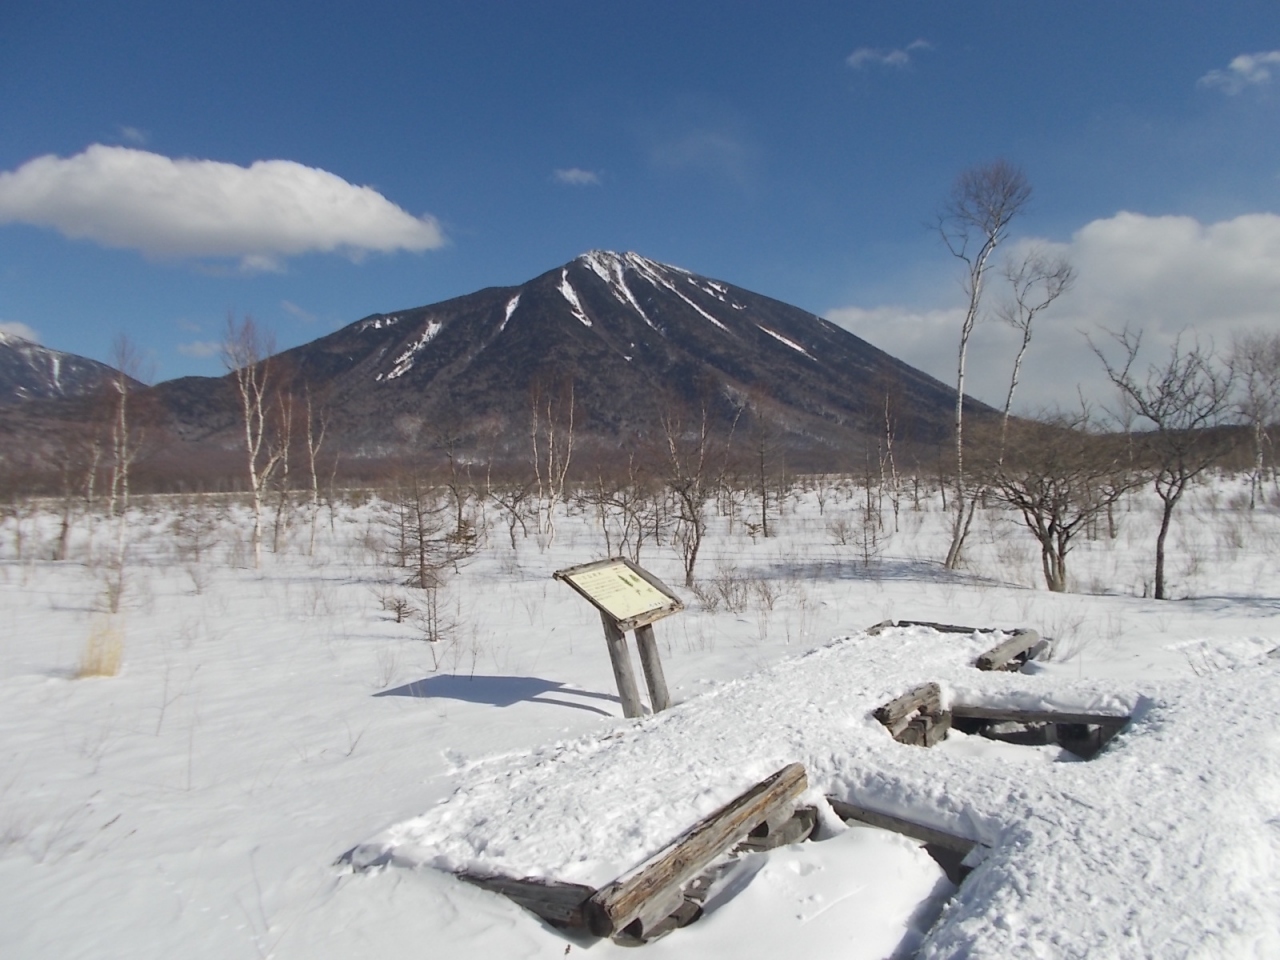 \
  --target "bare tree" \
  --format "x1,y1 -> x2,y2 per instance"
995,248 -> 1075,452
103,335 -> 151,604
1228,330 -> 1280,508
1092,329 -> 1236,599
105,335 -> 149,523
577,454 -> 663,563
303,382 -> 331,555
937,159 -> 1032,568
662,392 -> 739,586
985,414 -> 1138,592
222,315 -> 286,568
530,374 -> 576,544
742,388 -> 782,538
